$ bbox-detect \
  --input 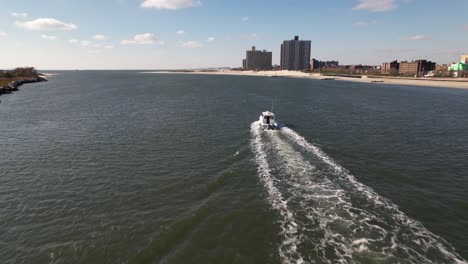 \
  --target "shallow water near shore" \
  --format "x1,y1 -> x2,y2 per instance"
0,71 -> 467,263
